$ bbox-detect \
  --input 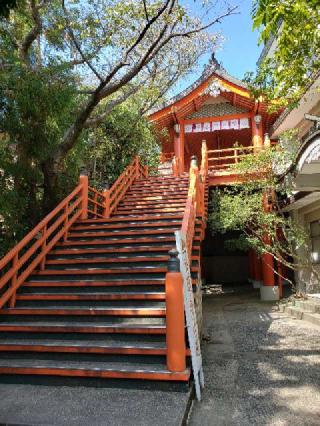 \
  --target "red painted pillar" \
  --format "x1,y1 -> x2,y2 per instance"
178,122 -> 185,174
261,242 -> 275,286
260,192 -> 279,300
